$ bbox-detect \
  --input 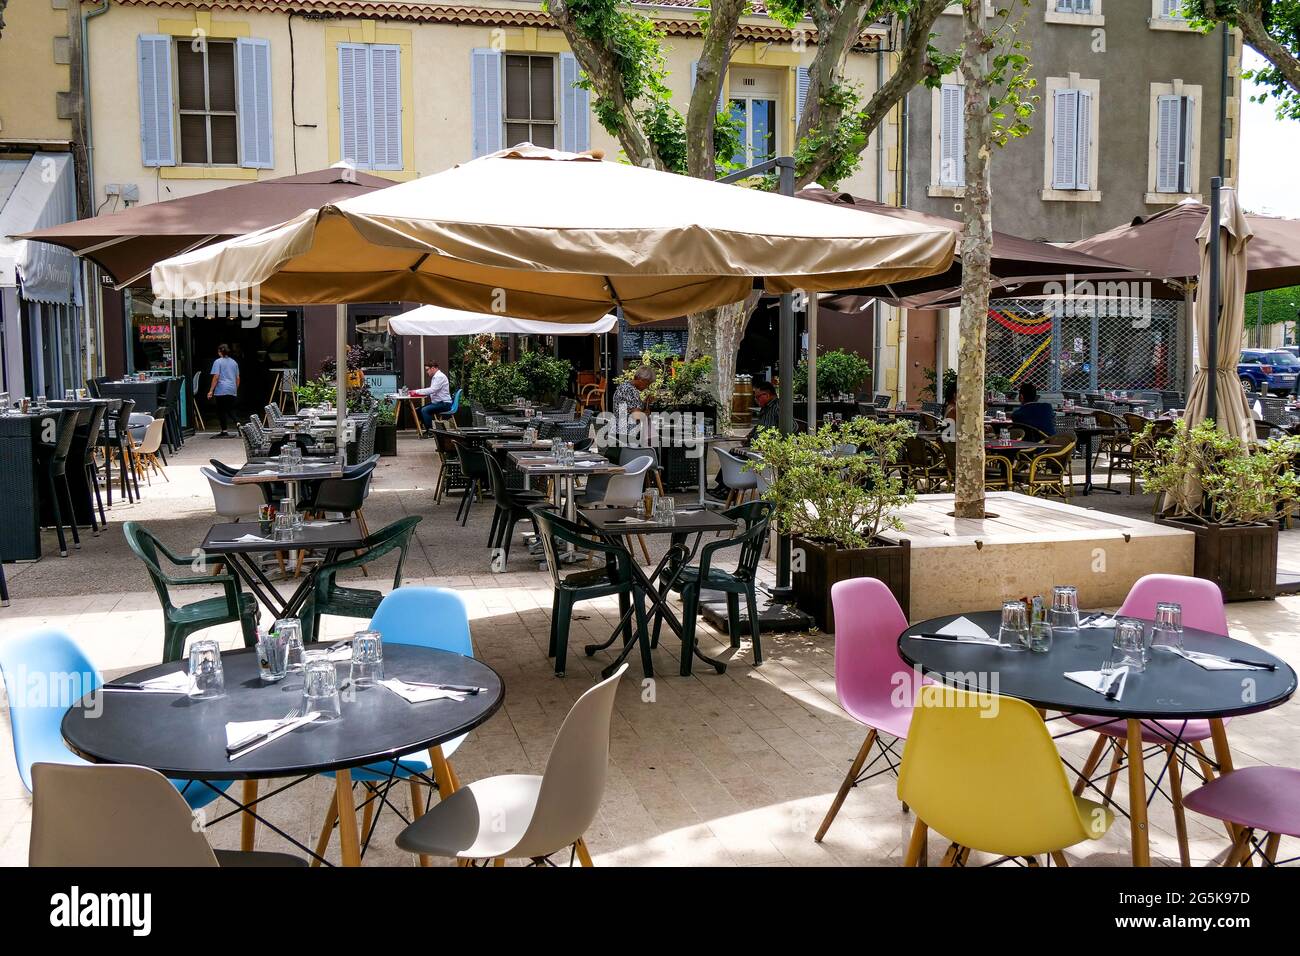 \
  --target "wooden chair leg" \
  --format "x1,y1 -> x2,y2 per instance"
312,791 -> 339,867
361,788 -> 376,841
1050,850 -> 1070,867
902,818 -> 928,867
1264,831 -> 1281,864
815,728 -> 877,843
240,779 -> 258,850
408,779 -> 431,867
1166,745 -> 1191,868
1102,739 -> 1125,806
1224,827 -> 1255,867
637,534 -> 650,564
574,838 -> 594,867
1073,735 -> 1108,796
